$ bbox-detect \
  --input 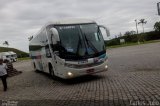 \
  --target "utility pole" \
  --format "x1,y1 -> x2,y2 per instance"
157,2 -> 160,15
135,19 -> 140,44
135,19 -> 138,34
